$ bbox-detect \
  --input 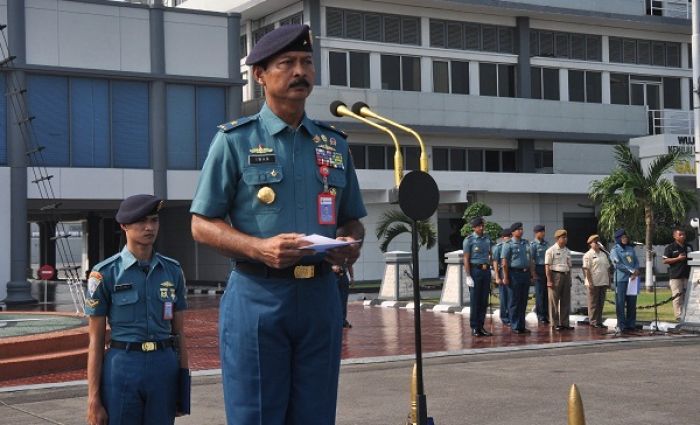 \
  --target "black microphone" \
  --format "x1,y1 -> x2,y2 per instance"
632,241 -> 644,246
330,100 -> 347,117
351,101 -> 370,115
